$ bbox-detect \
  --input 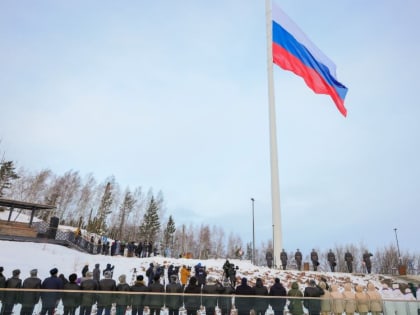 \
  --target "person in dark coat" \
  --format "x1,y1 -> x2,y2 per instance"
79,271 -> 98,315
202,276 -> 224,315
40,268 -> 64,315
183,276 -> 202,315
253,278 -> 269,315
115,274 -> 131,315
0,266 -> 6,314
280,249 -> 288,270
310,249 -> 319,271
195,263 -> 207,287
268,278 -> 287,315
131,275 -> 149,315
81,265 -> 89,278
21,269 -> 42,315
220,278 -> 234,315
147,274 -> 165,315
227,263 -> 237,287
102,263 -> 115,279
294,250 -> 302,271
93,263 -> 101,283
327,249 -> 336,272
234,277 -> 255,315
303,280 -> 323,315
97,271 -> 116,315
165,275 -> 183,315
146,263 -> 154,285
266,251 -> 274,269
362,251 -> 373,274
2,269 -> 22,315
62,273 -> 81,315
344,251 -> 353,273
